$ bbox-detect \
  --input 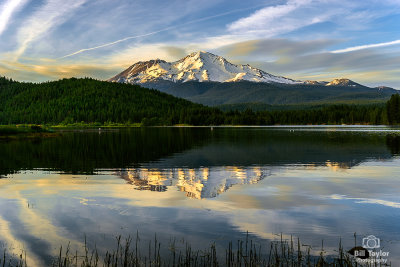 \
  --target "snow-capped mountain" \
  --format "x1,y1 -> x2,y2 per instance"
108,51 -> 299,84
325,78 -> 363,87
